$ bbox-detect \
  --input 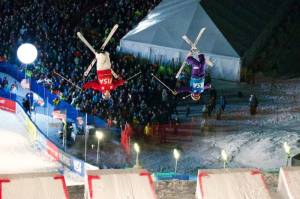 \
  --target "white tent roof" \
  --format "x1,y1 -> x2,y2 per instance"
122,0 -> 239,58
